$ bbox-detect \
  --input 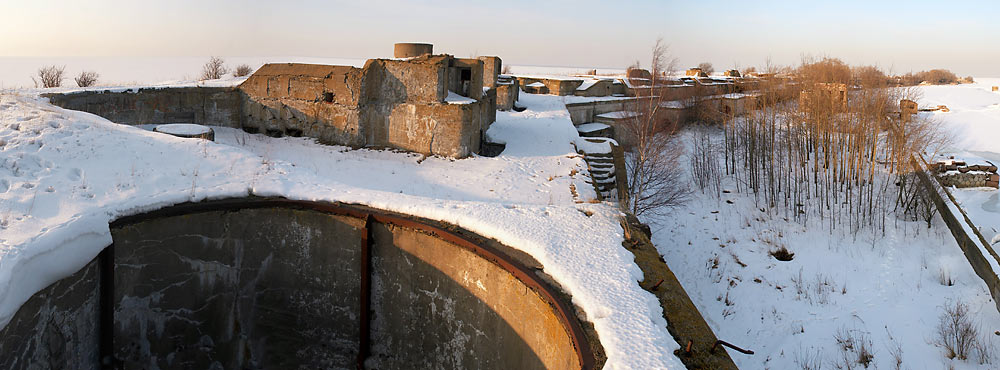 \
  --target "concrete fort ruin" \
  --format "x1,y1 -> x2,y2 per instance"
46,43 -> 506,158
